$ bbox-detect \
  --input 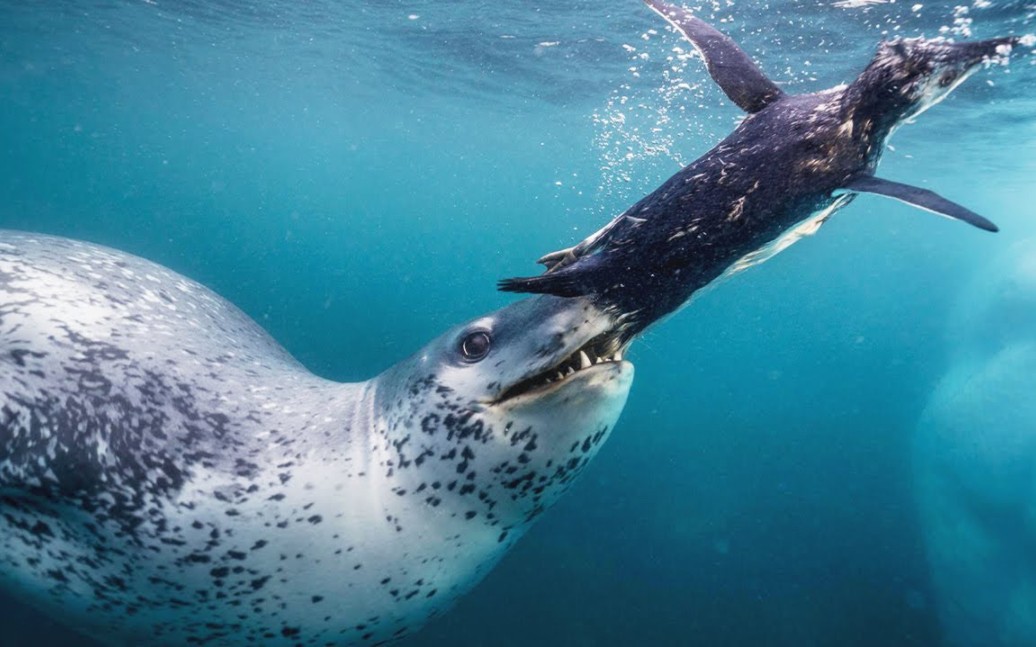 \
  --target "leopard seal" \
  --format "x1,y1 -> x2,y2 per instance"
501,0 -> 1018,339
0,231 -> 633,646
